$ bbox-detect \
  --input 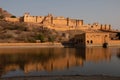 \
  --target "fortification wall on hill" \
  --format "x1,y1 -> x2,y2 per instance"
4,12 -> 112,31
5,17 -> 20,22
23,13 -> 84,27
